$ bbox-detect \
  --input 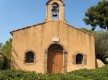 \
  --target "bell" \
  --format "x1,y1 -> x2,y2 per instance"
52,5 -> 58,17
52,11 -> 58,17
